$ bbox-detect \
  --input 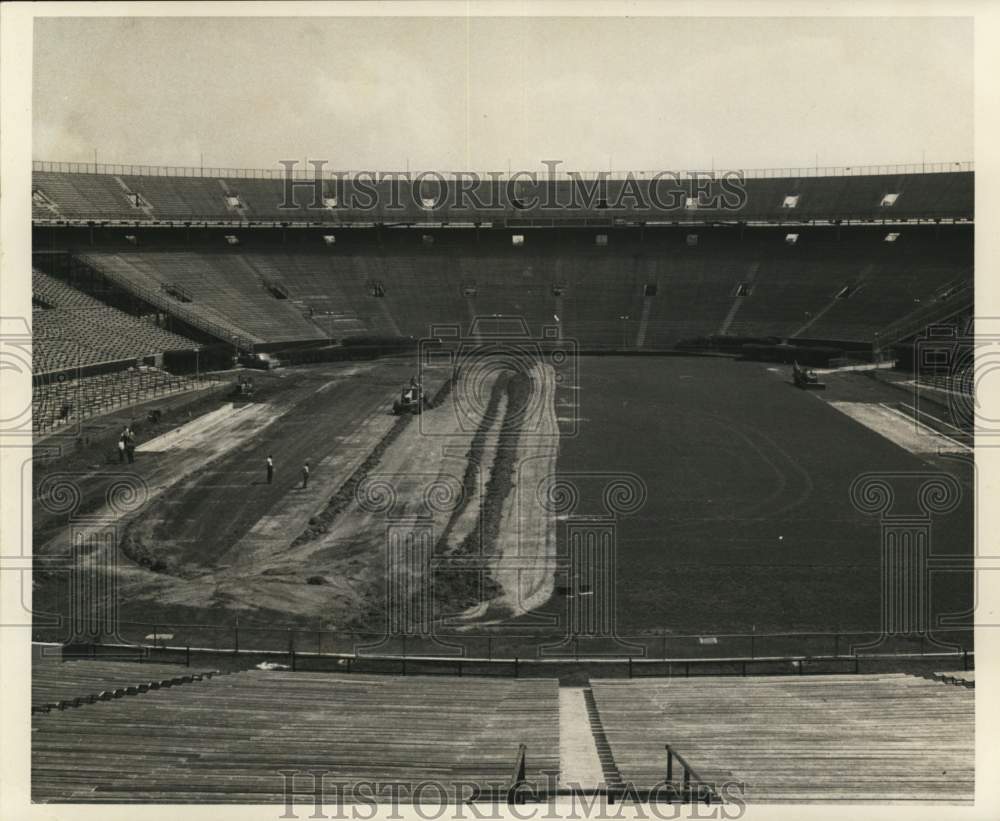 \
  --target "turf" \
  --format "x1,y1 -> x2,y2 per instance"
33,355 -> 974,651
548,356 -> 973,636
